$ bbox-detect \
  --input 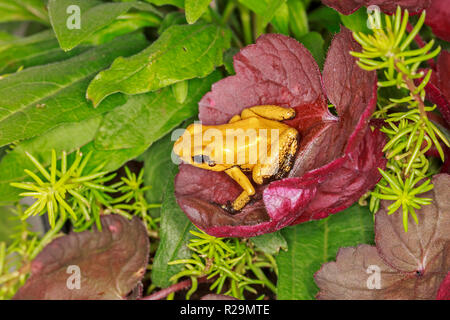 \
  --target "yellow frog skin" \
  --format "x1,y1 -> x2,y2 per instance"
173,105 -> 299,212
